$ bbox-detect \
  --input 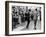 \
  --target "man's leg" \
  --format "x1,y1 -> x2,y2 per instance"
34,20 -> 37,30
26,20 -> 30,29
